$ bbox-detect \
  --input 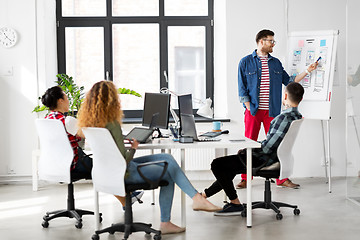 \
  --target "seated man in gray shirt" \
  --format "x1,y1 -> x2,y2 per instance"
203,82 -> 304,216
